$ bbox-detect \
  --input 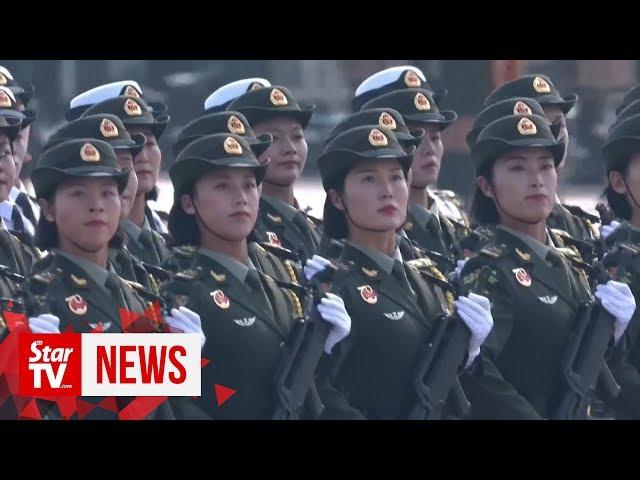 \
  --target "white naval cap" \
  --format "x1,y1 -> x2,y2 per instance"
355,65 -> 426,98
0,86 -> 17,103
68,80 -> 143,110
0,66 -> 14,81
204,78 -> 271,112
